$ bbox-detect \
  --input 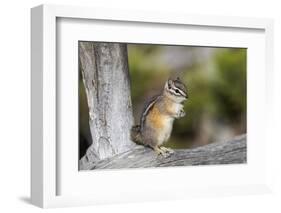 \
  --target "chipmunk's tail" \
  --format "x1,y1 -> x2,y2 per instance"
130,125 -> 143,145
